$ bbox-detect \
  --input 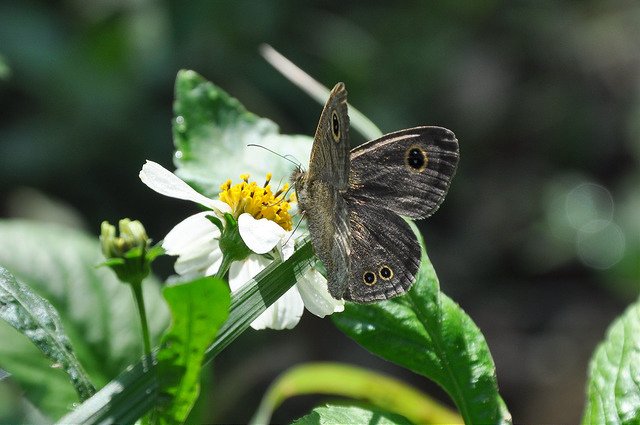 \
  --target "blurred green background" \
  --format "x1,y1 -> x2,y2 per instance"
0,1 -> 638,423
